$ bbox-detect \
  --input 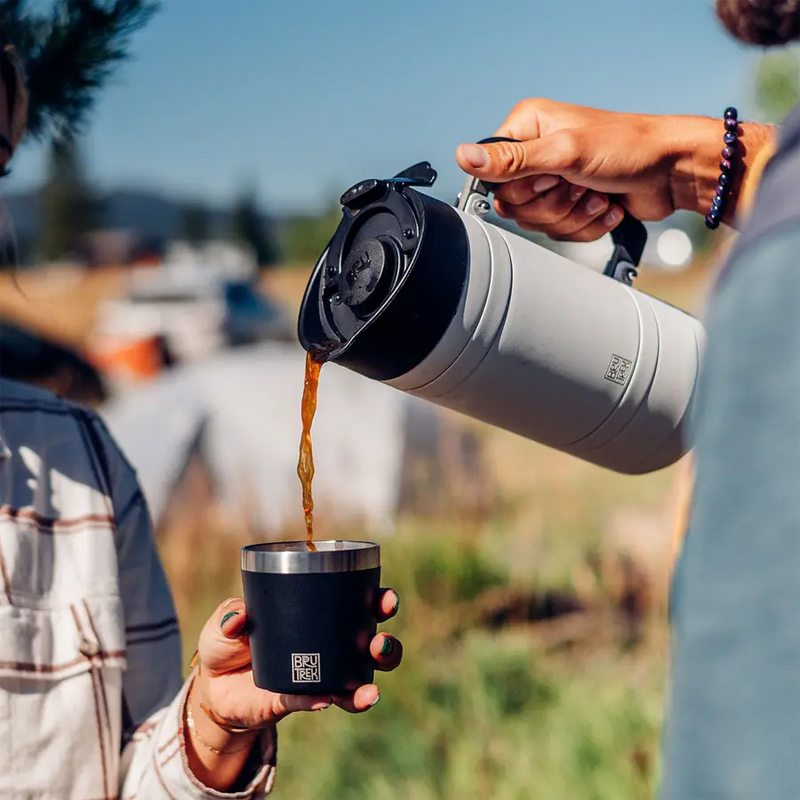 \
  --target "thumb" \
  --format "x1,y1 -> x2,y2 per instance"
456,133 -> 578,185
199,597 -> 252,675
